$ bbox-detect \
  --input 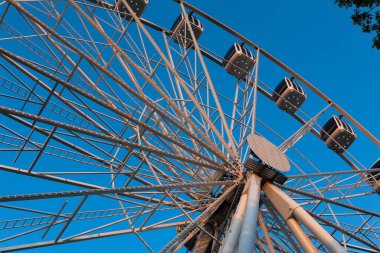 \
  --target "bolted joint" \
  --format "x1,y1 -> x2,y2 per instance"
262,182 -> 299,220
